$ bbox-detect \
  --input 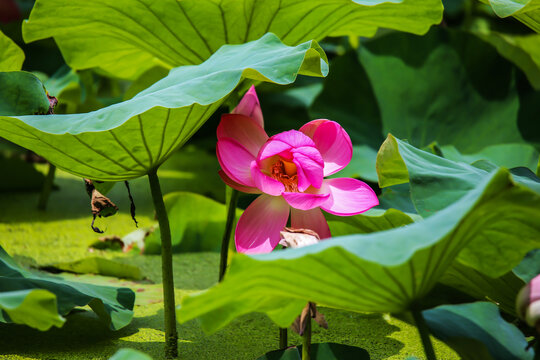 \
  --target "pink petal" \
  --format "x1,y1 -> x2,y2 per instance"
218,170 -> 261,194
217,114 -> 268,157
290,207 -> 331,239
250,162 -> 285,196
257,139 -> 292,161
300,120 -> 353,176
271,129 -> 316,148
320,178 -> 378,216
282,190 -> 330,210
235,194 -> 290,254
217,138 -> 256,187
232,85 -> 264,128
292,150 -> 324,189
